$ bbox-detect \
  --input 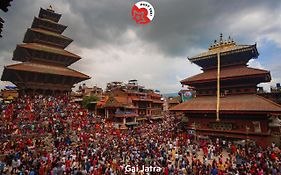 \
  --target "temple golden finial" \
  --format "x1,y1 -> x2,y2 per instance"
47,5 -> 54,12
209,34 -> 236,50
219,33 -> 223,43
